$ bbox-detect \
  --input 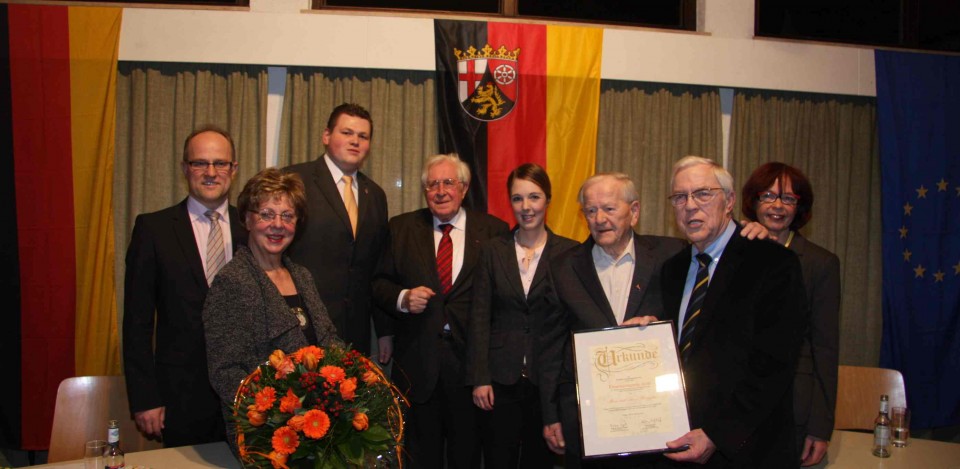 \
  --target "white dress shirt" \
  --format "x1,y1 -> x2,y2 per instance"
395,208 -> 468,315
514,233 -> 545,297
186,196 -> 233,275
323,154 -> 358,206
592,239 -> 636,325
